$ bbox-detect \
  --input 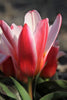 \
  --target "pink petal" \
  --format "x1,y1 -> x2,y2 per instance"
0,33 -> 13,55
45,14 -> 62,55
10,23 -> 22,53
0,20 -> 15,49
0,32 -> 18,67
53,40 -> 59,46
34,19 -> 49,74
0,27 -> 3,34
24,10 -> 41,32
11,23 -> 22,39
18,24 -> 37,76
48,25 -> 52,34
